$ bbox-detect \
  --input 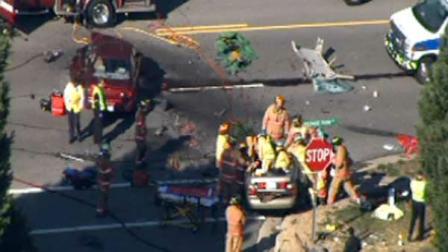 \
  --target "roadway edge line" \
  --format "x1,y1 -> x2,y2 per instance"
168,83 -> 264,93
